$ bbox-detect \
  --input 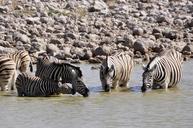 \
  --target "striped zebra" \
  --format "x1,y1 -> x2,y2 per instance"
0,50 -> 33,73
141,49 -> 183,92
16,73 -> 73,97
100,51 -> 134,92
0,50 -> 33,90
0,57 -> 16,91
35,56 -> 89,96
